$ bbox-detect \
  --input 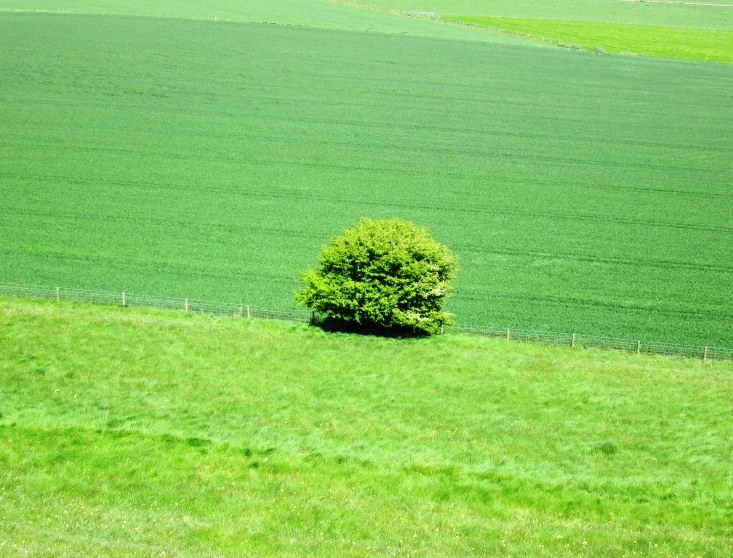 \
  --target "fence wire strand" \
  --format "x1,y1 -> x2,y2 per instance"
1,284 -> 730,361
